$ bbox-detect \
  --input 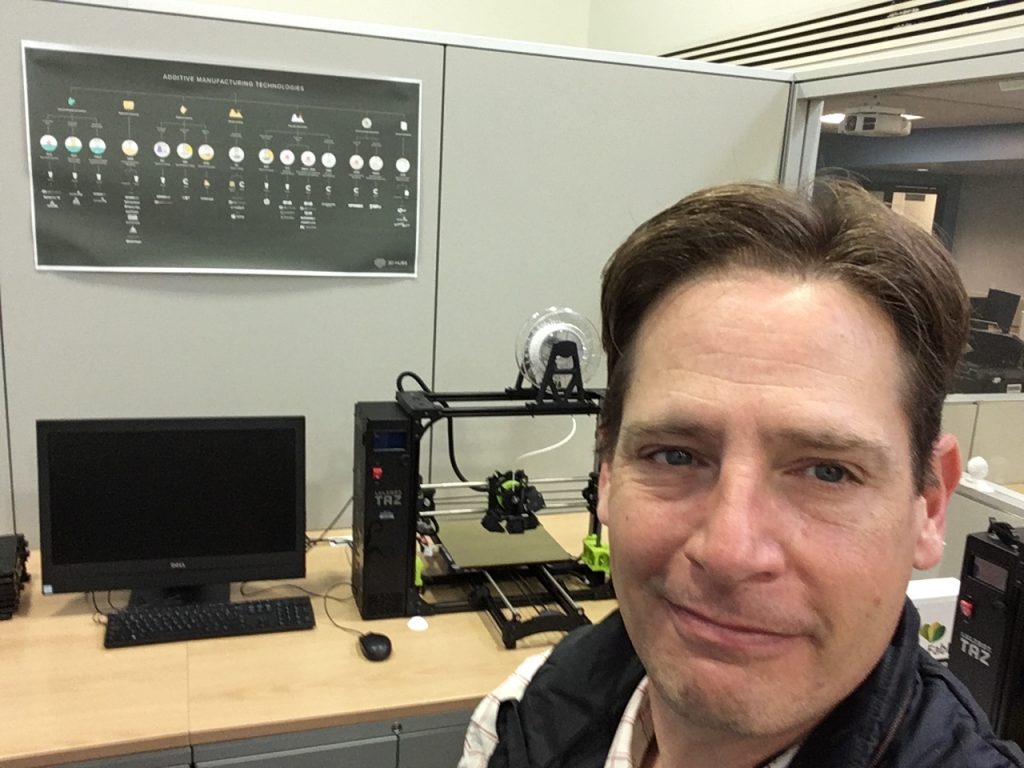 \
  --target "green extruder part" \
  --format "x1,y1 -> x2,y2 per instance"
581,534 -> 610,573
